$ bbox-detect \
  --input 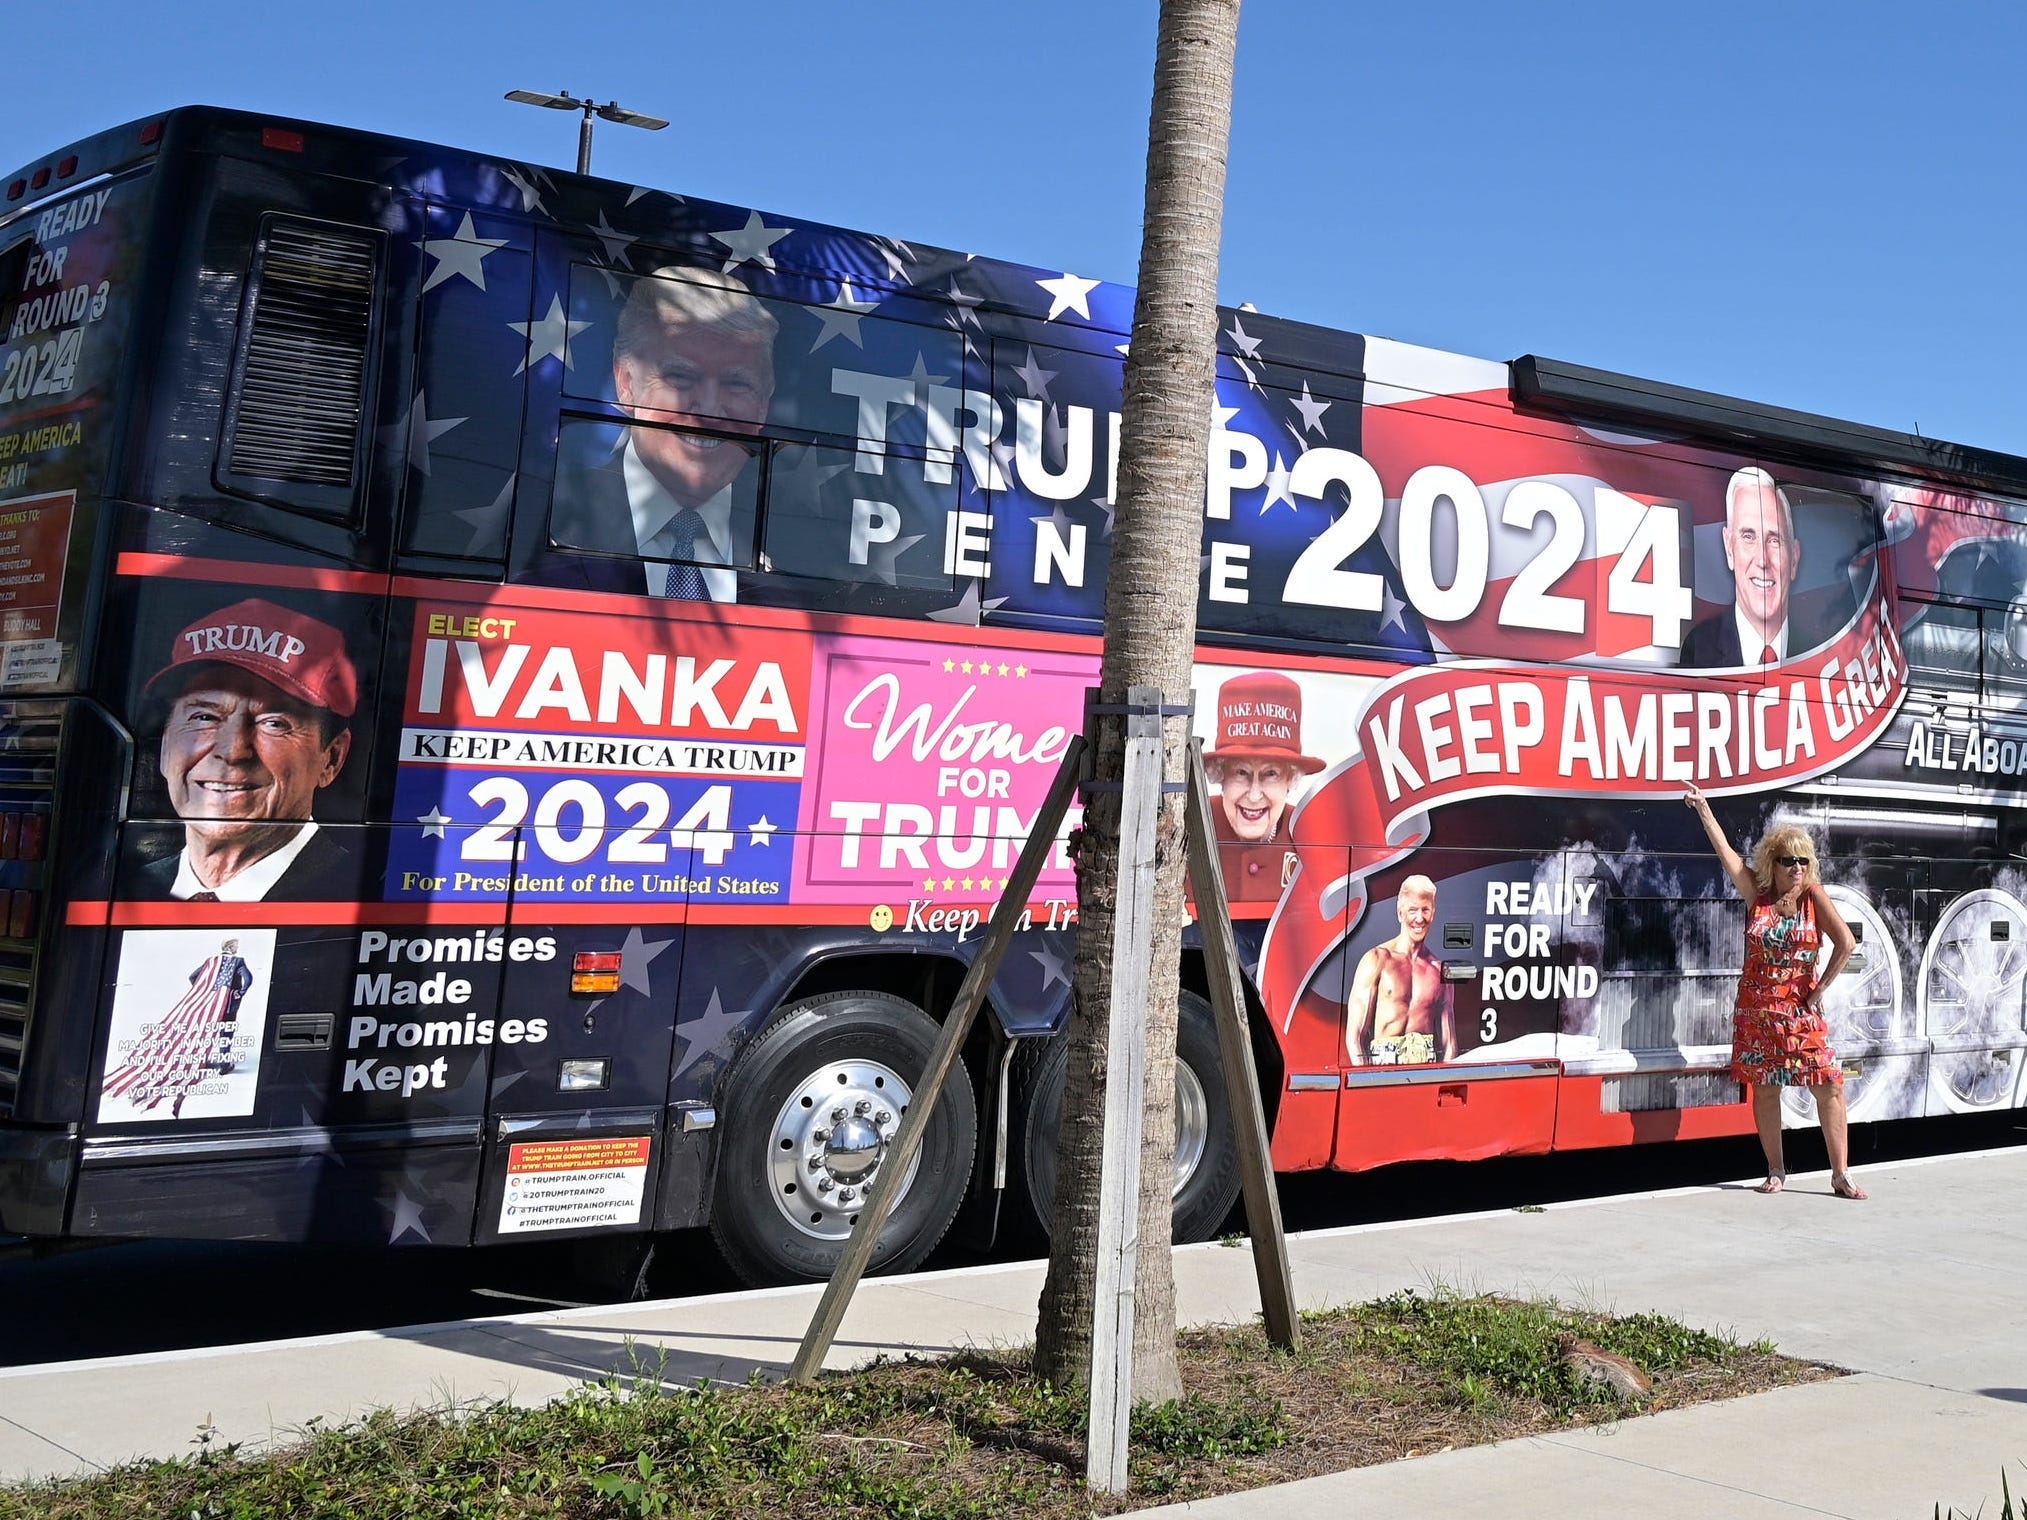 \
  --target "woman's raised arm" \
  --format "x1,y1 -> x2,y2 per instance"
1685,784 -> 1758,904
